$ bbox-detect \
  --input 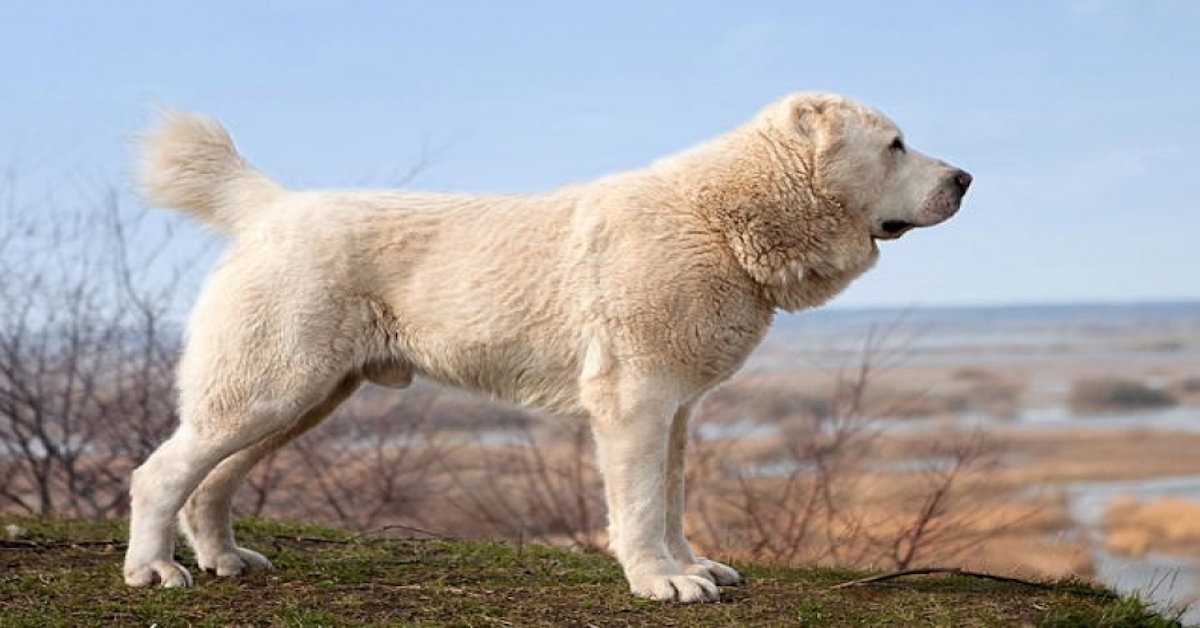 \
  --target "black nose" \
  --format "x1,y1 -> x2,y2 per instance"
953,169 -> 973,194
